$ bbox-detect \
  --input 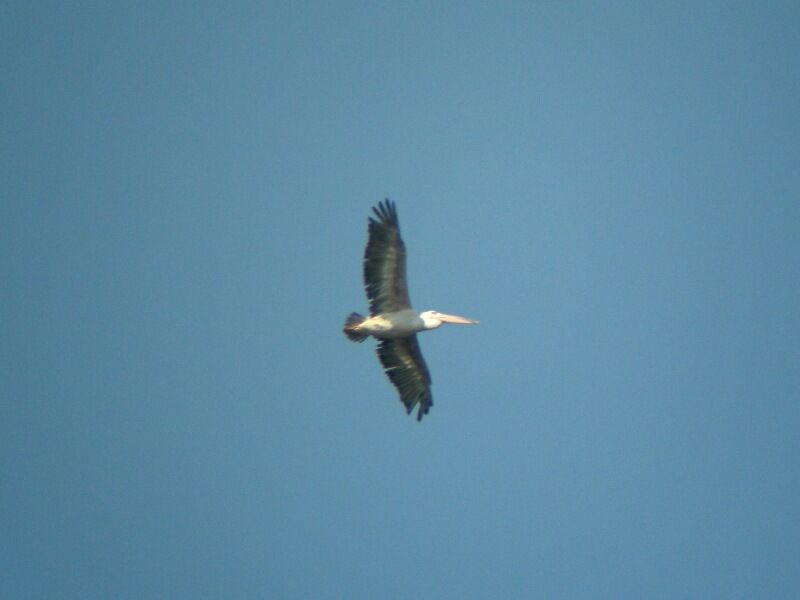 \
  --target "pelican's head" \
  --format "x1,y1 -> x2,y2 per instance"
420,310 -> 479,330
